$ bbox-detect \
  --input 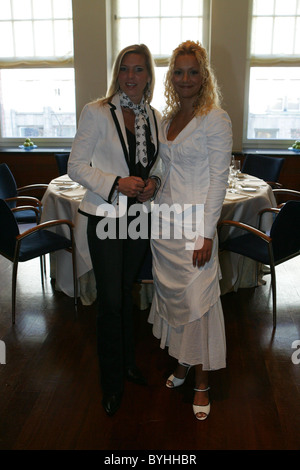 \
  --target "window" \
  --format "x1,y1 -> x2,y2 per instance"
112,0 -> 210,113
0,0 -> 76,143
246,0 -> 300,144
